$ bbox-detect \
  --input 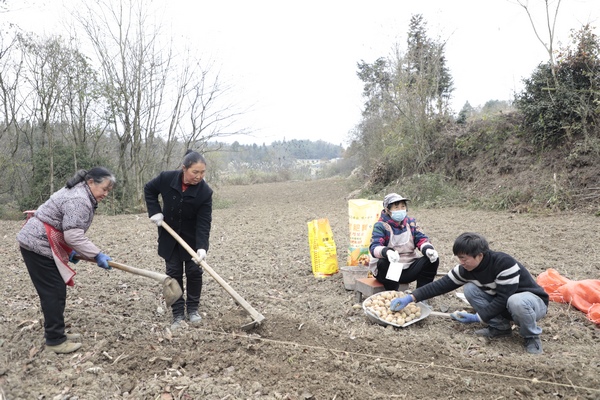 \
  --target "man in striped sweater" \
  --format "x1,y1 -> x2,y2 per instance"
390,232 -> 549,354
